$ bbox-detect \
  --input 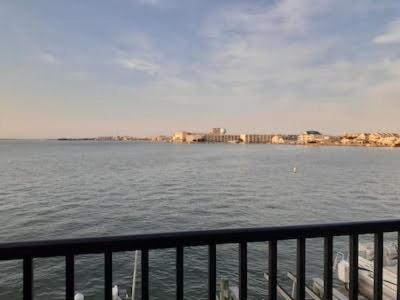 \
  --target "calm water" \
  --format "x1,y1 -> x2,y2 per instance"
0,141 -> 399,299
